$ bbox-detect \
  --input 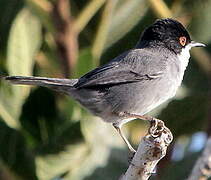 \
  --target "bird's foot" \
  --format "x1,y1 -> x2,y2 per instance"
148,118 -> 164,137
148,118 -> 173,144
